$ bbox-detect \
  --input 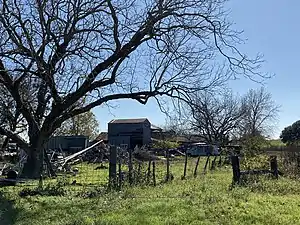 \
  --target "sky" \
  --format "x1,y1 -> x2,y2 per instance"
93,0 -> 300,139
